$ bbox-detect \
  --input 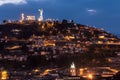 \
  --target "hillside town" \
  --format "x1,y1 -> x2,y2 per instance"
0,9 -> 120,80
